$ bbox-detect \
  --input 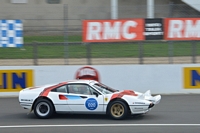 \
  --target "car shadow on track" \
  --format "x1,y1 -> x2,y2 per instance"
25,113 -> 147,121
